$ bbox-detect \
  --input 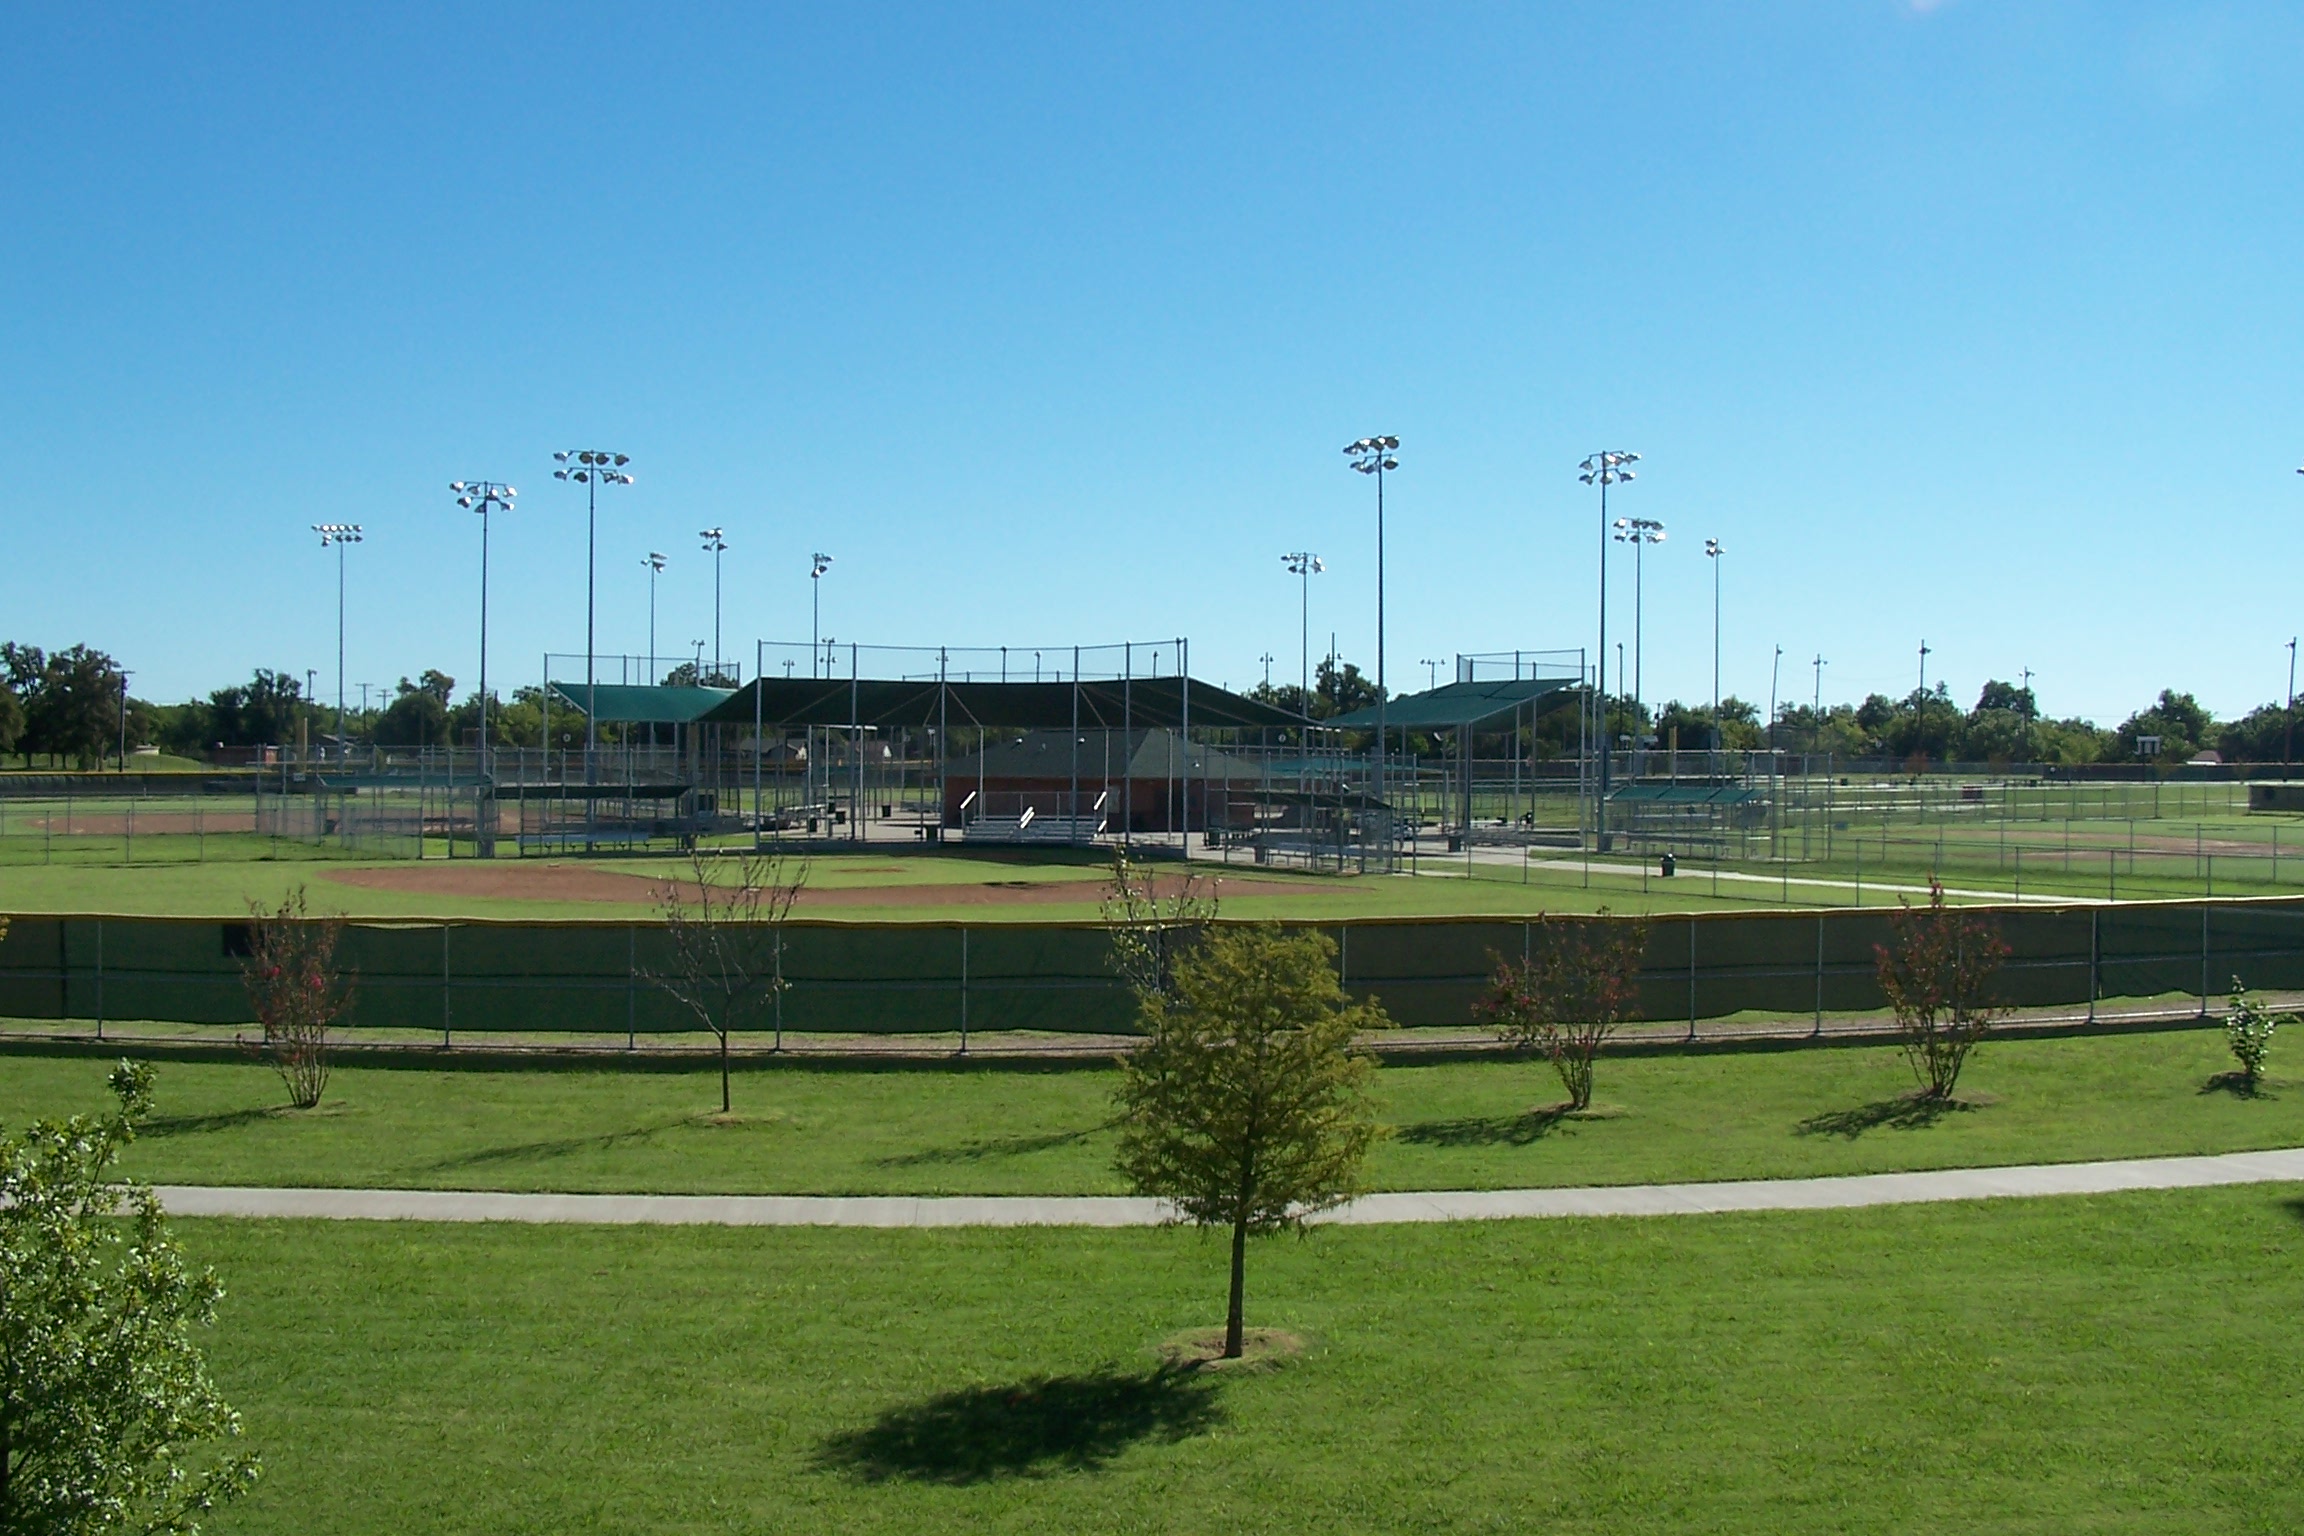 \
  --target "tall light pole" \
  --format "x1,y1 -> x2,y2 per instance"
1344,436 -> 1399,842
1812,653 -> 1828,752
1420,657 -> 1442,690
1260,652 -> 1274,689
700,528 -> 727,682
1769,644 -> 1783,755
551,449 -> 634,778
1918,638 -> 1931,698
1282,551 -> 1324,716
1612,516 -> 1665,747
116,669 -> 132,771
312,523 -> 362,757
810,552 -> 834,677
452,481 -> 515,772
2287,640 -> 2297,770
1704,537 -> 1725,753
2020,664 -> 2035,762
1579,451 -> 1638,848
642,552 -> 667,682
